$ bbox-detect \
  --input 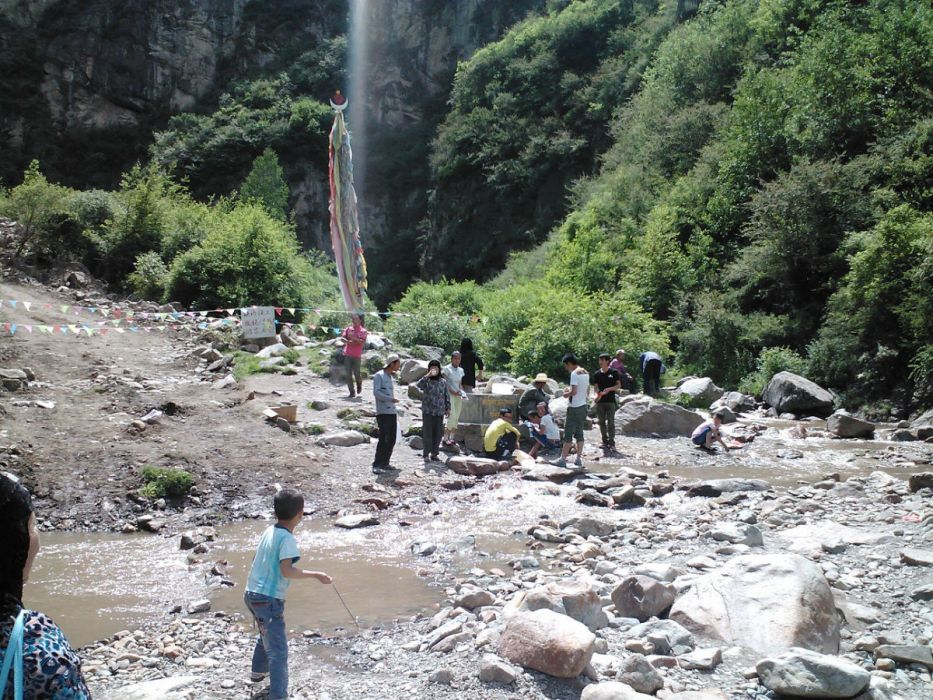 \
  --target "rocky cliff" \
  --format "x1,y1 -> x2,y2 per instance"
1,0 -> 543,301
